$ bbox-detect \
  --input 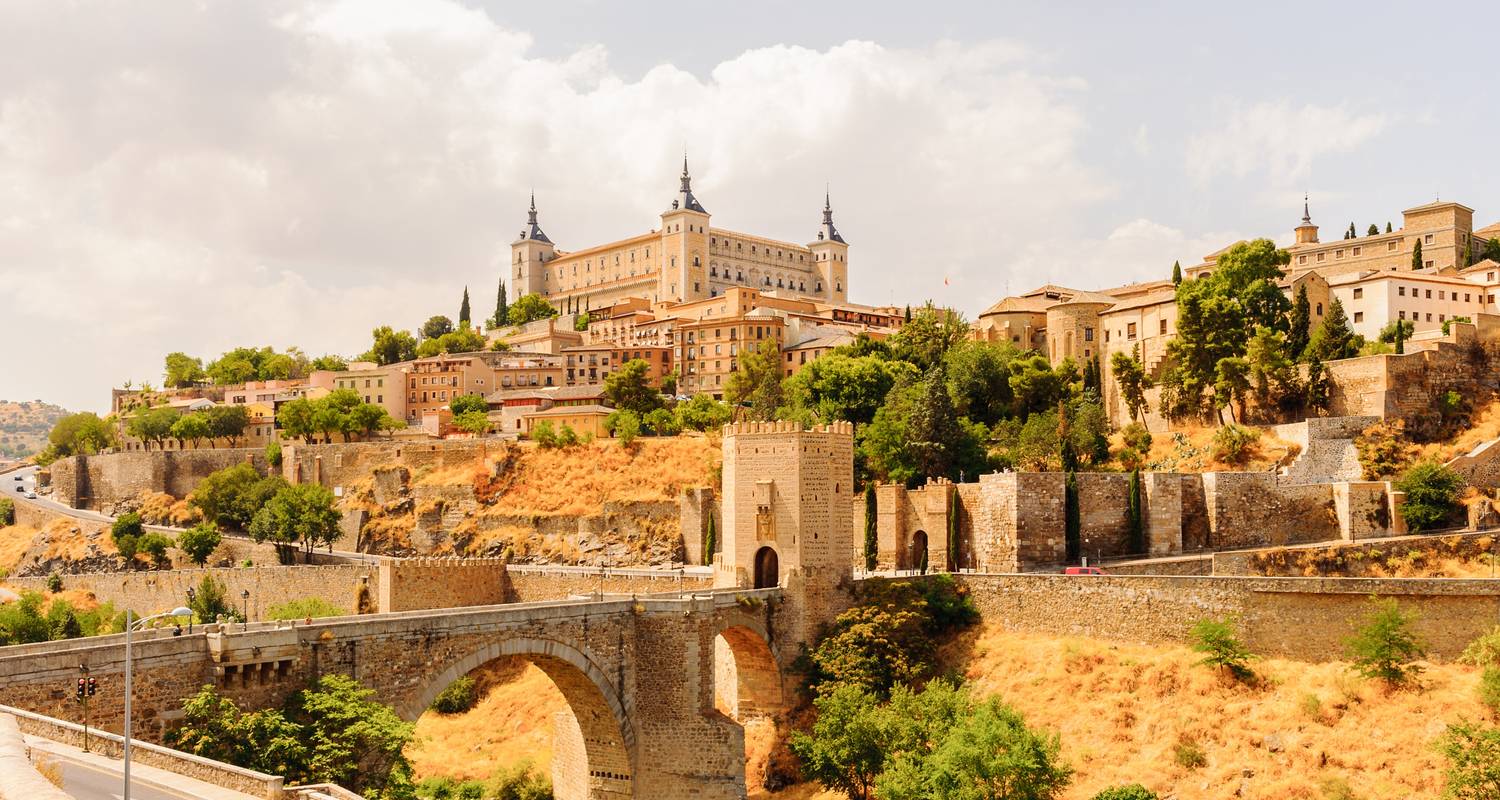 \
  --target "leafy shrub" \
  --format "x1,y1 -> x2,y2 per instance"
642,407 -> 680,437
607,410 -> 640,447
1436,721 -> 1500,800
1355,420 -> 1415,480
0,497 -> 13,525
1091,785 -> 1158,800
267,597 -> 346,621
555,424 -> 579,448
430,676 -> 477,714
1318,776 -> 1360,800
1395,461 -> 1465,531
178,522 -> 222,566
1173,738 -> 1207,769
1346,596 -> 1426,686
46,573 -> 63,593
189,575 -> 239,624
111,511 -> 144,560
1189,617 -> 1257,681
1460,626 -> 1500,667
137,532 -> 174,567
1117,422 -> 1153,471
530,420 -> 557,448
265,440 -> 282,469
1300,692 -> 1323,721
1480,667 -> 1500,716
1210,423 -> 1259,466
